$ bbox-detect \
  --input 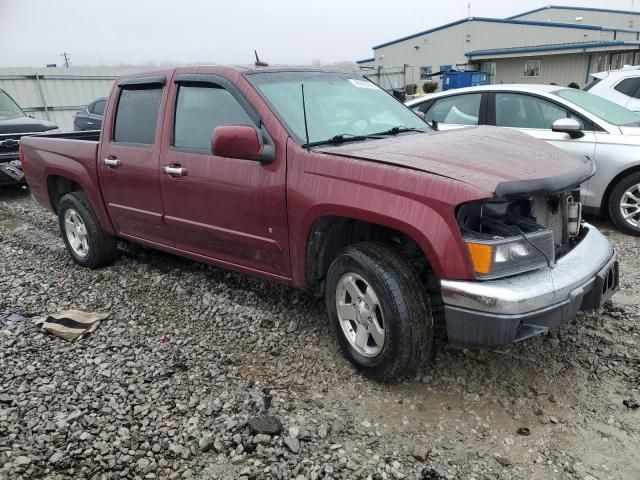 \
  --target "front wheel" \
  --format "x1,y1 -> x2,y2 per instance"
608,172 -> 640,236
325,243 -> 433,382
